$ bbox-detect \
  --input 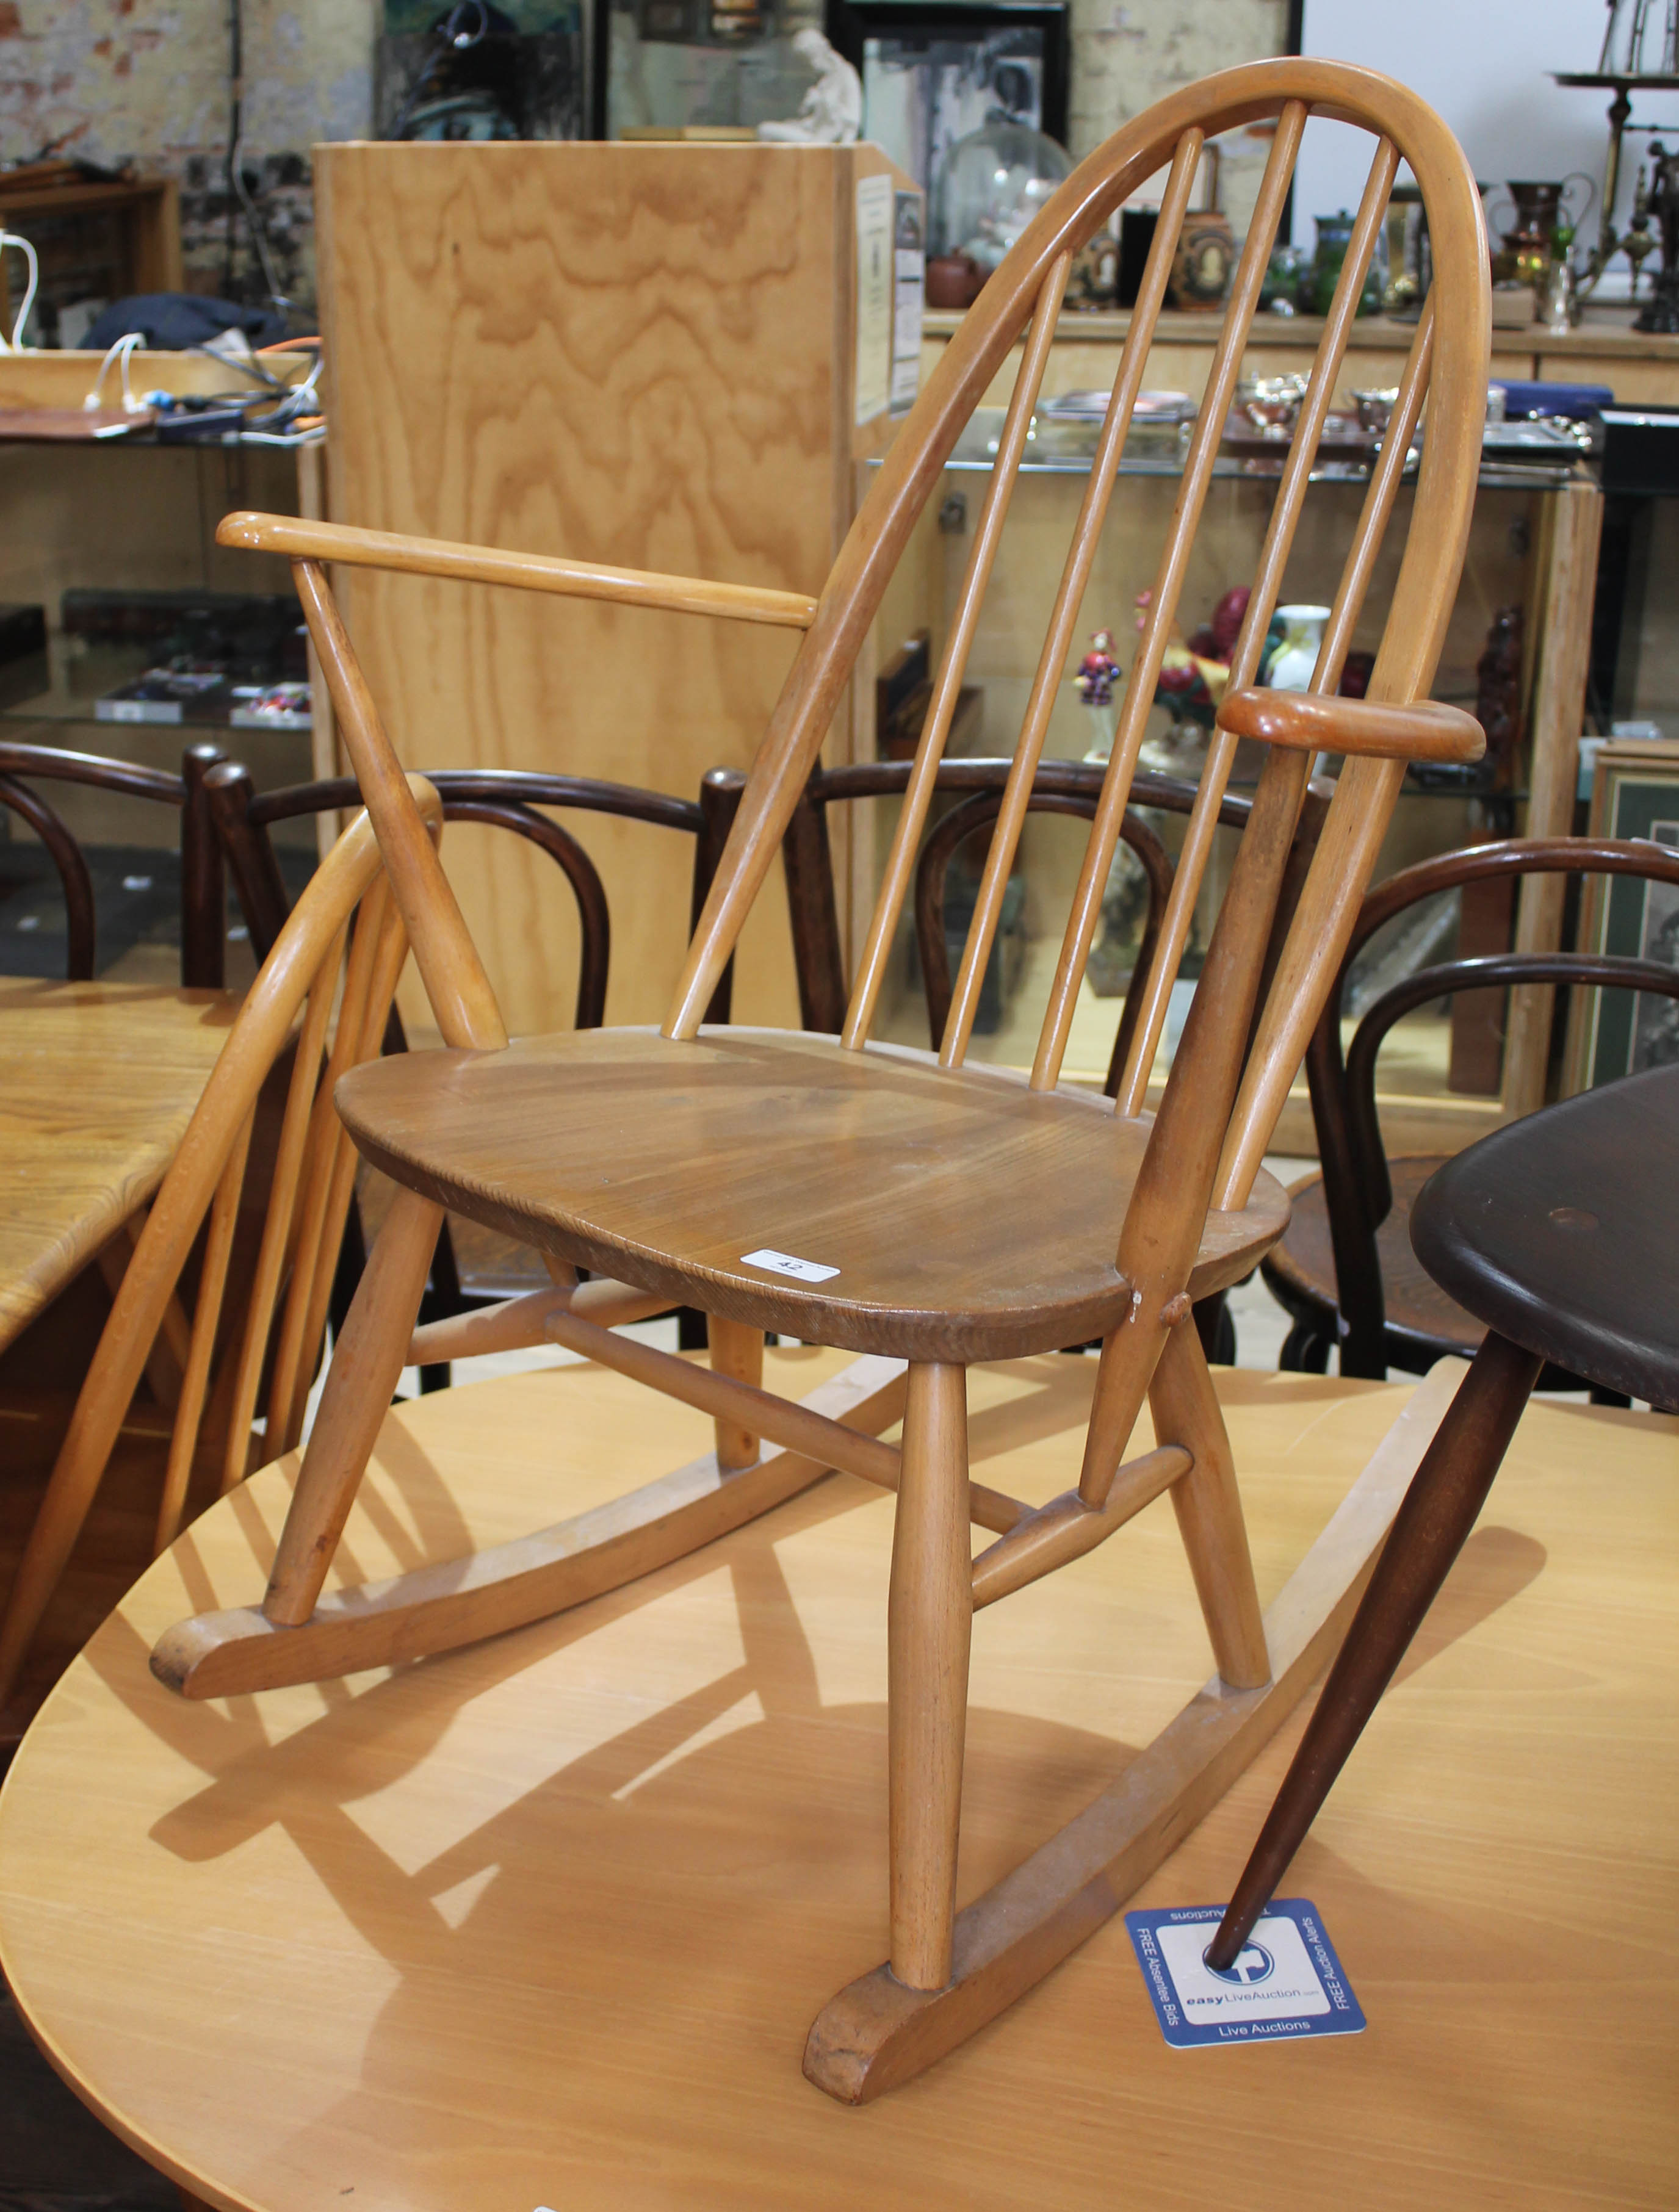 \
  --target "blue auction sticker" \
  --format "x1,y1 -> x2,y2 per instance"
1125,1900 -> 1365,2048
